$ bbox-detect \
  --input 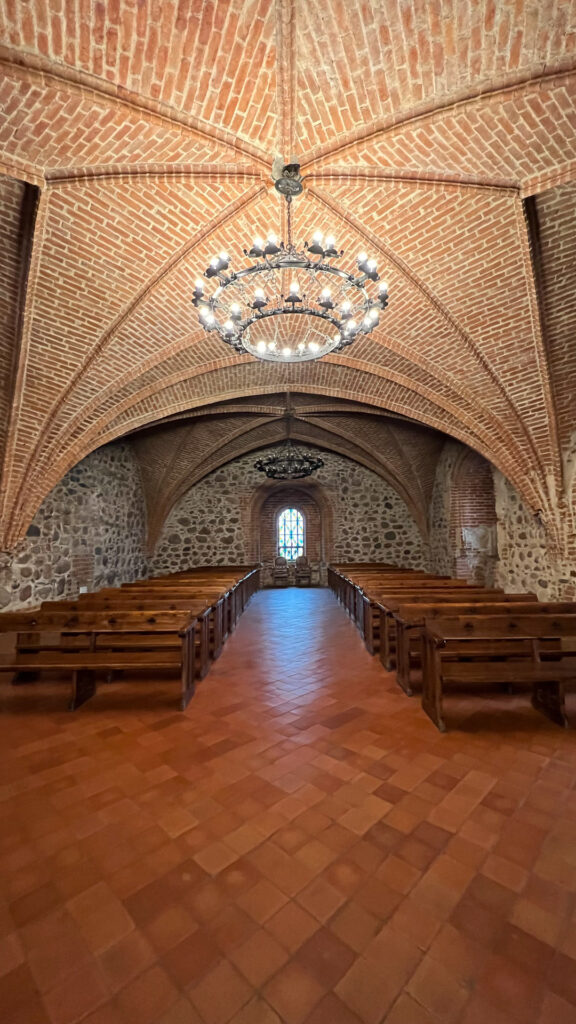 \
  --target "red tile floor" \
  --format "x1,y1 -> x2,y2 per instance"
2,588 -> 576,1024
